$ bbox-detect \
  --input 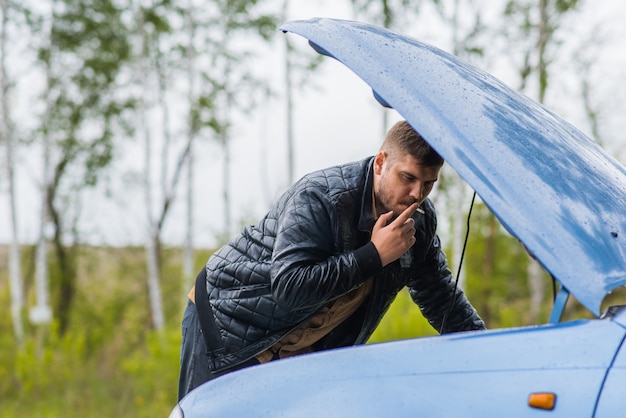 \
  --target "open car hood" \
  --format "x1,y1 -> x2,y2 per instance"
280,18 -> 626,316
